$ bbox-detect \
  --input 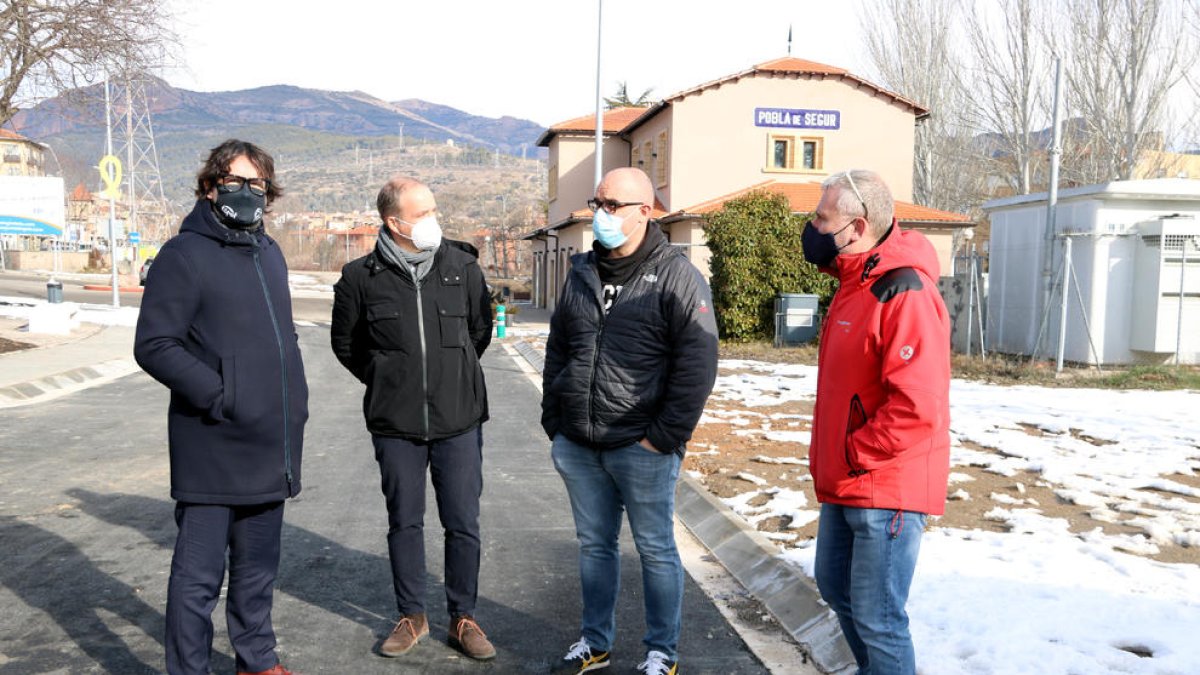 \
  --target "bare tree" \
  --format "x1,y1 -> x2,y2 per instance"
0,0 -> 176,127
859,0 -> 984,212
960,0 -> 1048,195
1059,0 -> 1196,182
